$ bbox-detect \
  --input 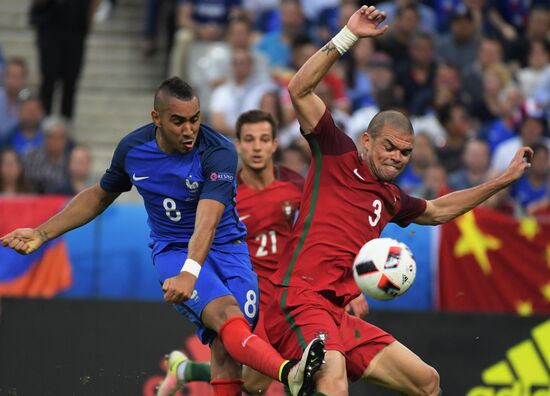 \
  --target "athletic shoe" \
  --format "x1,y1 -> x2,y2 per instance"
156,350 -> 187,396
287,338 -> 325,396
